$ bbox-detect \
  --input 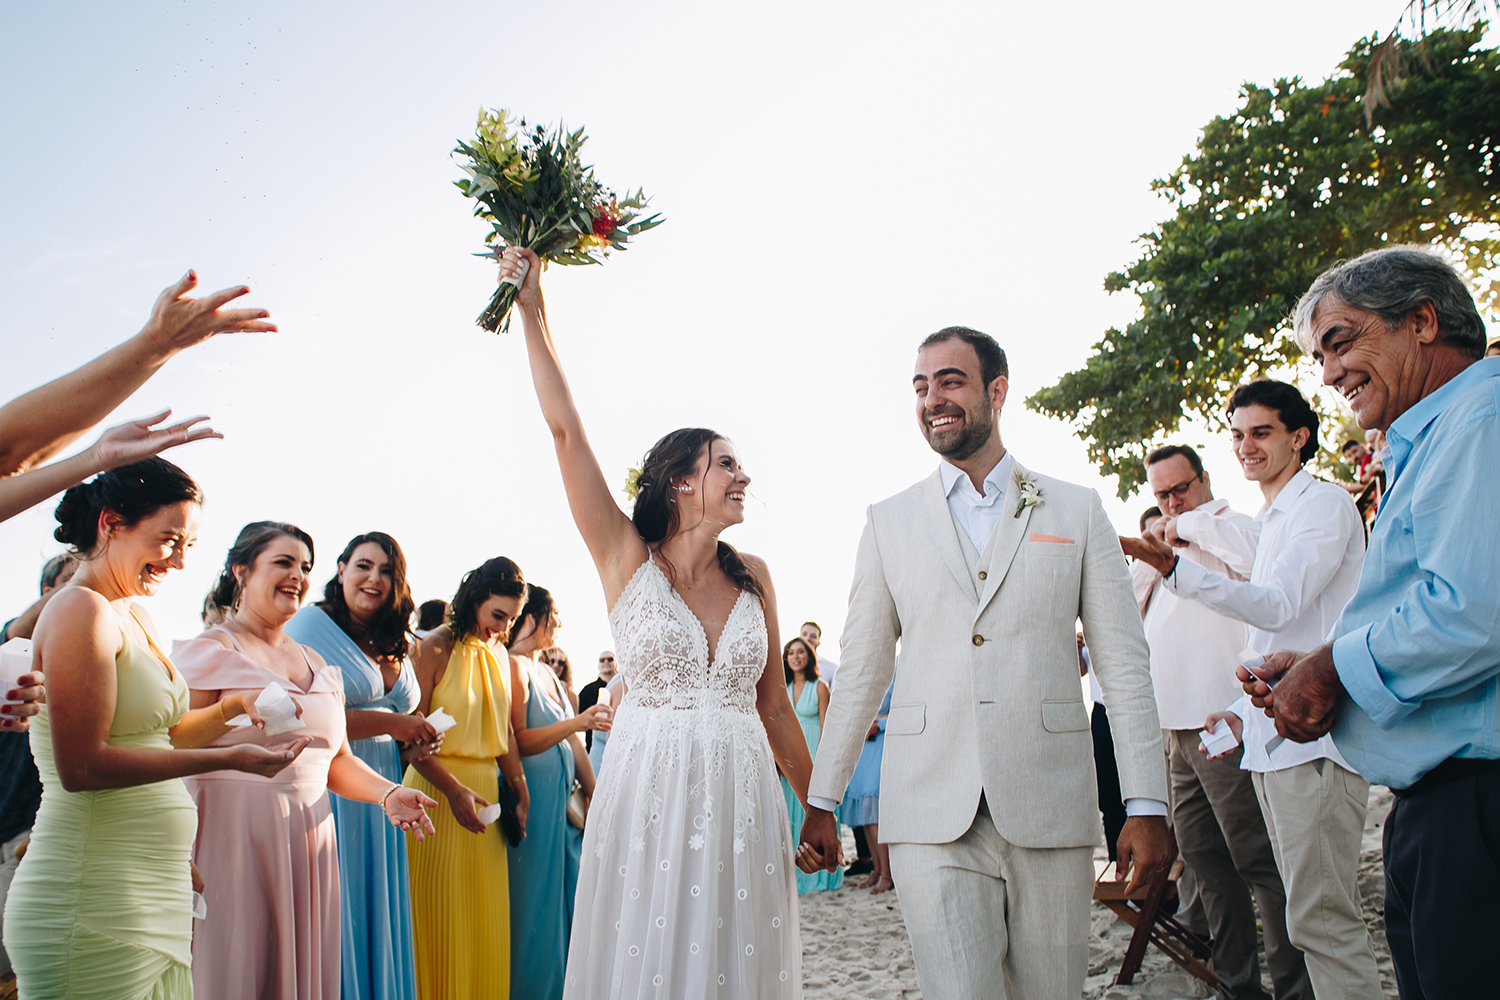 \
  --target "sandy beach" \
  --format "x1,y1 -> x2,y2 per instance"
800,786 -> 1398,999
